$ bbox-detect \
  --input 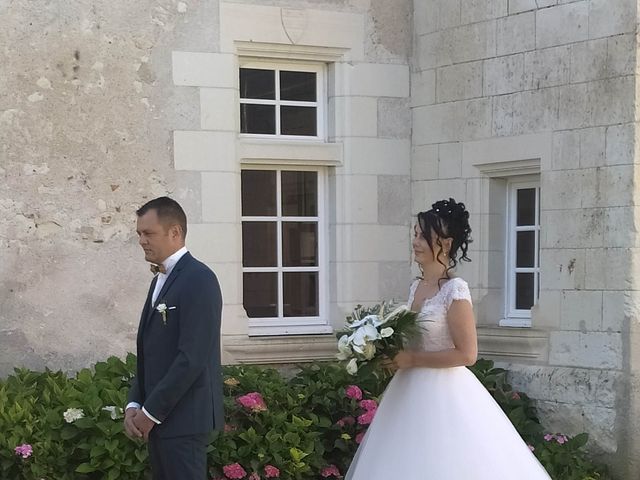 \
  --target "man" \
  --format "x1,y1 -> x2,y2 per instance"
124,196 -> 224,480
